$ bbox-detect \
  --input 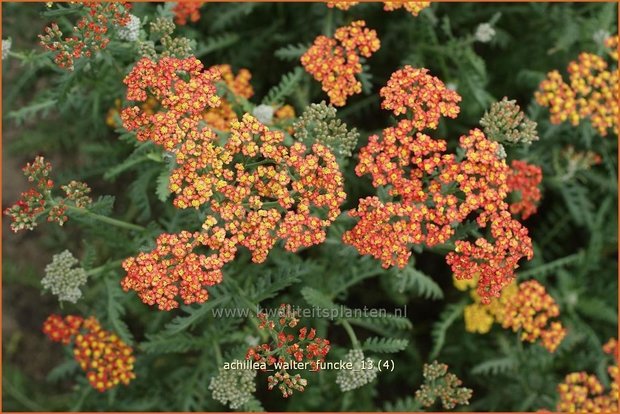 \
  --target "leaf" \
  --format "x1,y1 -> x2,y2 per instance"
162,296 -> 230,336
301,287 -> 338,311
577,297 -> 618,325
518,252 -> 584,280
384,396 -> 420,412
560,183 -> 593,227
362,337 -> 409,354
274,43 -> 309,61
248,265 -> 305,302
395,266 -> 443,300
140,333 -> 205,354
155,168 -> 171,202
46,359 -> 80,383
430,302 -> 465,359
195,33 -> 240,57
105,278 -> 134,345
471,357 -> 517,376
262,67 -> 304,105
